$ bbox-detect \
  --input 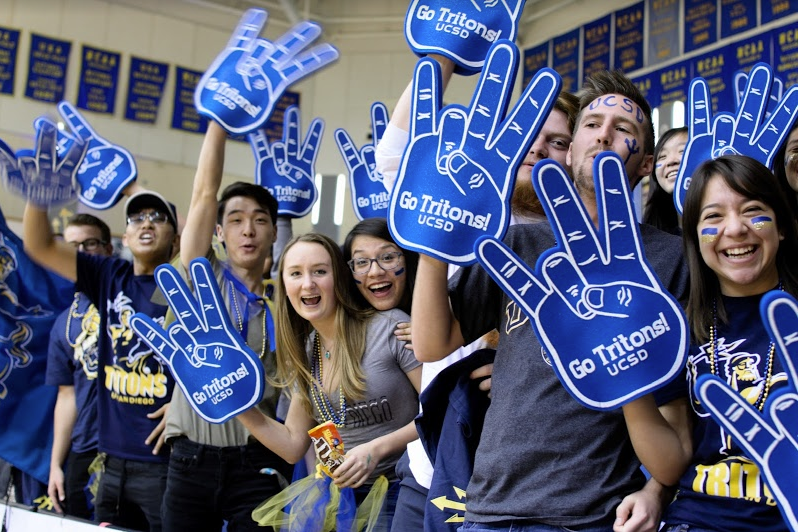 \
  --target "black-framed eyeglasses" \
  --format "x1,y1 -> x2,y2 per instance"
347,251 -> 403,275
127,211 -> 169,226
68,238 -> 108,251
